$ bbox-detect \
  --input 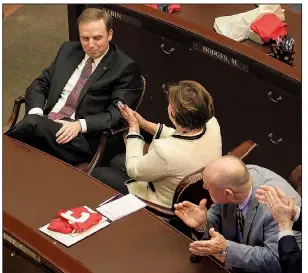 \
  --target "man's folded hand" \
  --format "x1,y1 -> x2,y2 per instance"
55,120 -> 81,144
